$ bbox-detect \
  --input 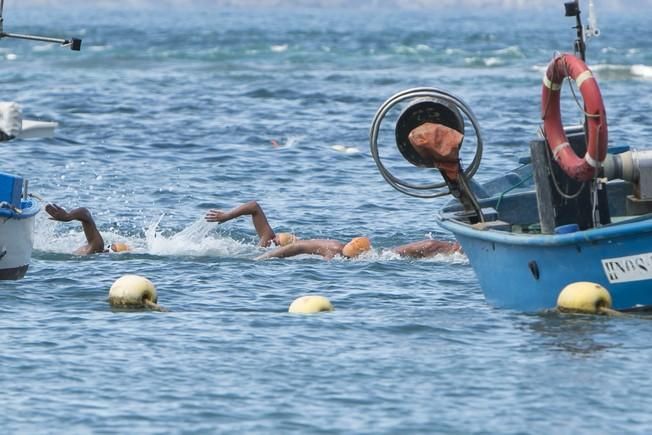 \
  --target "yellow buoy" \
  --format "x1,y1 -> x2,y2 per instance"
109,274 -> 164,310
288,295 -> 334,314
556,281 -> 617,315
